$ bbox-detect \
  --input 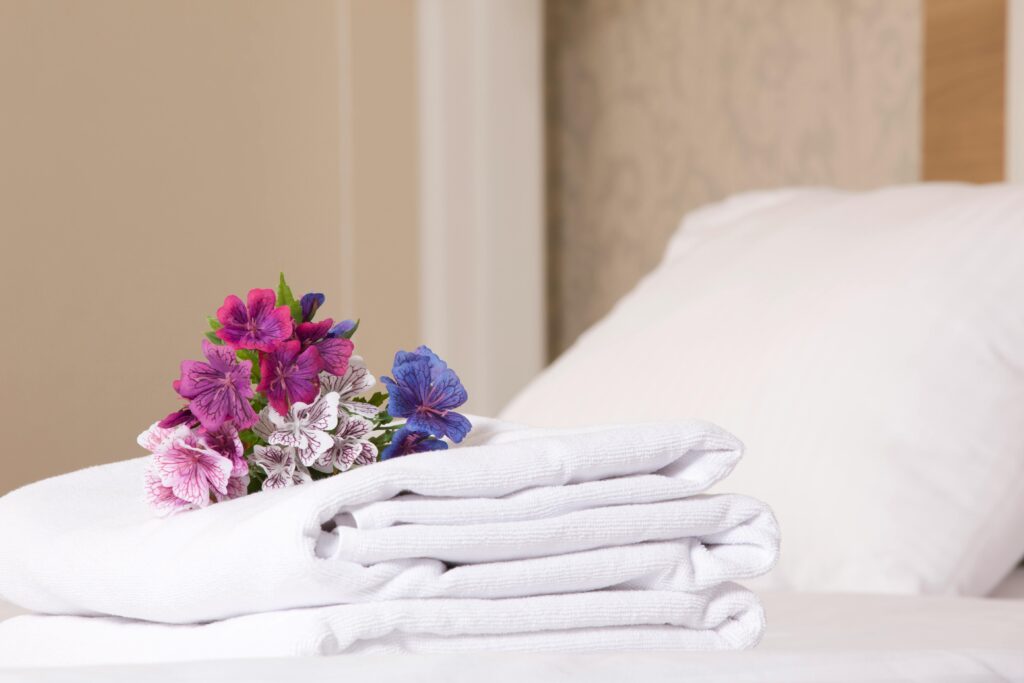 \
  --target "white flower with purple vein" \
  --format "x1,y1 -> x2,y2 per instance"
266,391 -> 340,466
312,413 -> 378,473
319,356 -> 379,418
251,445 -> 312,490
